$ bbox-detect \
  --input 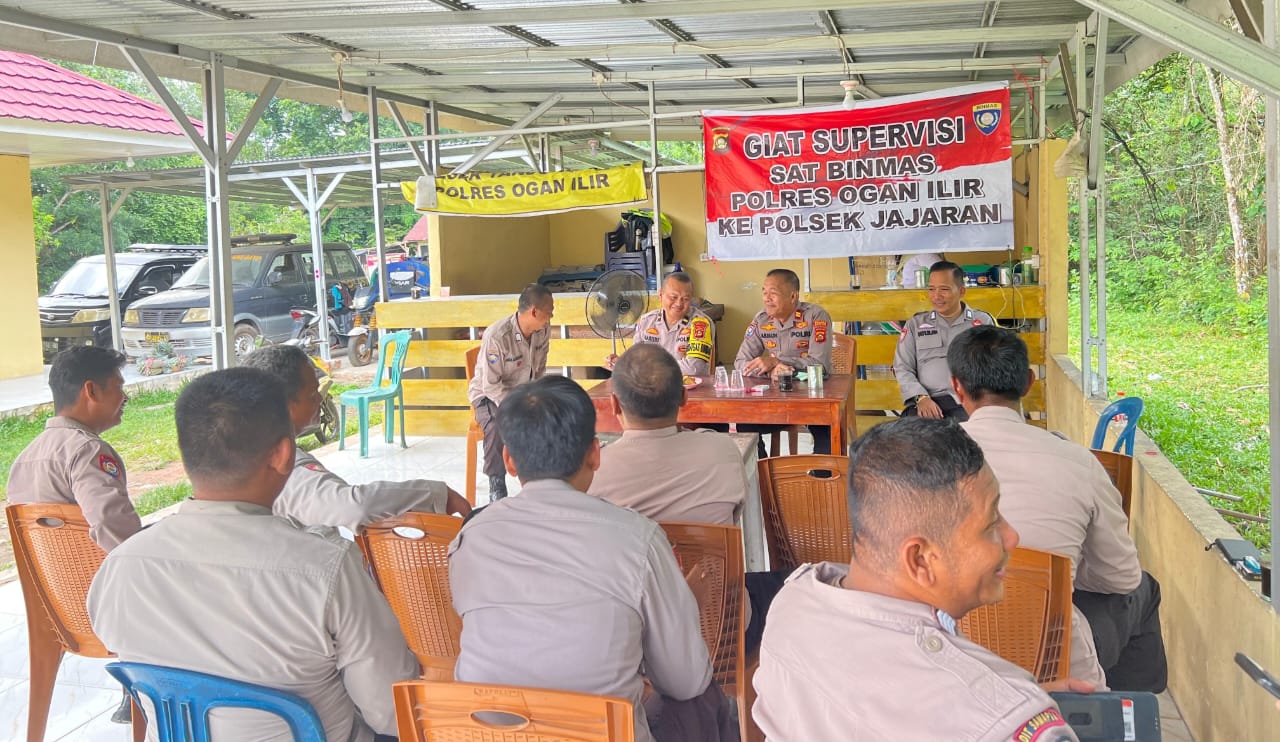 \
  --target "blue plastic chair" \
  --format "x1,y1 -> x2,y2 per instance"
1090,396 -> 1144,455
339,329 -> 413,457
105,662 -> 326,742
